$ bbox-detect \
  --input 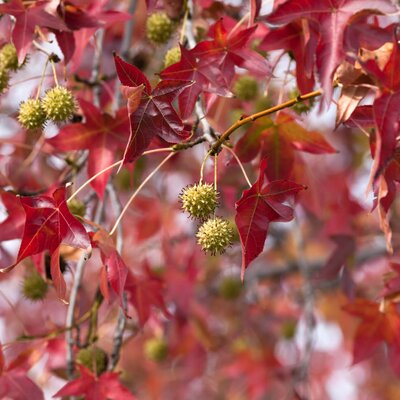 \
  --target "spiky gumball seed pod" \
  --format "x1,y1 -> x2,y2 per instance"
196,217 -> 235,255
164,46 -> 181,68
0,43 -> 18,71
76,346 -> 108,375
179,182 -> 218,220
146,12 -> 174,44
144,337 -> 168,362
42,86 -> 76,122
0,68 -> 9,94
233,75 -> 258,101
22,271 -> 48,301
18,99 -> 47,130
